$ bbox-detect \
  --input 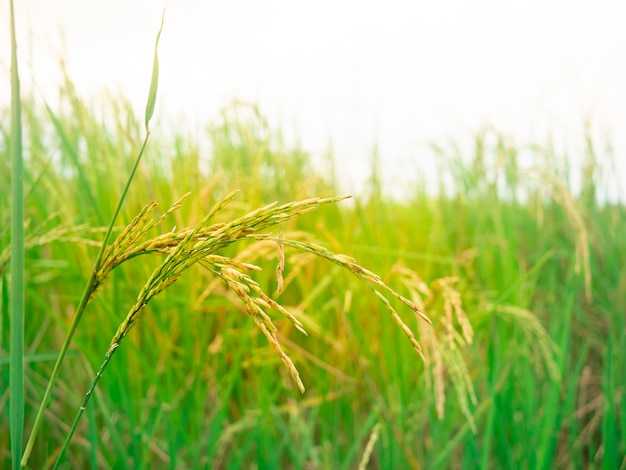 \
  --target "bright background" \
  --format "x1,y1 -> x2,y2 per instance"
2,0 -> 625,200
